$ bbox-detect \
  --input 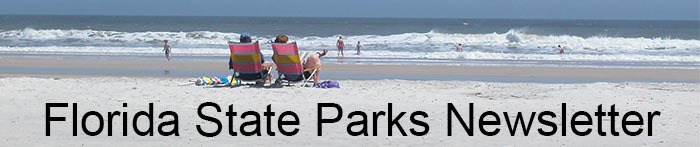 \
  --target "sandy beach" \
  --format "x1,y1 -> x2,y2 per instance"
0,57 -> 698,146
0,76 -> 698,146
